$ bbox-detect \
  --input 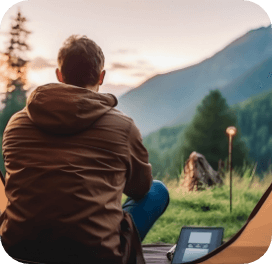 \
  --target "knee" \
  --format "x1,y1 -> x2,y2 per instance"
151,180 -> 170,206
